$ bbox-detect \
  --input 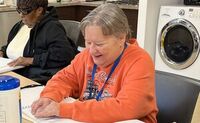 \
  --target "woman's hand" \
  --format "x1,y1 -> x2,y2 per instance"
8,57 -> 33,66
31,97 -> 60,118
